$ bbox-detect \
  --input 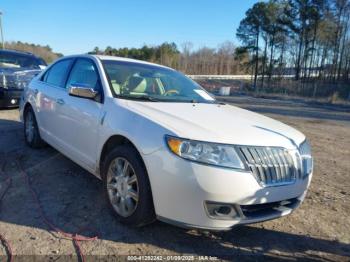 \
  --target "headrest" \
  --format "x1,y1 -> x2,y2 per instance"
128,76 -> 144,90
